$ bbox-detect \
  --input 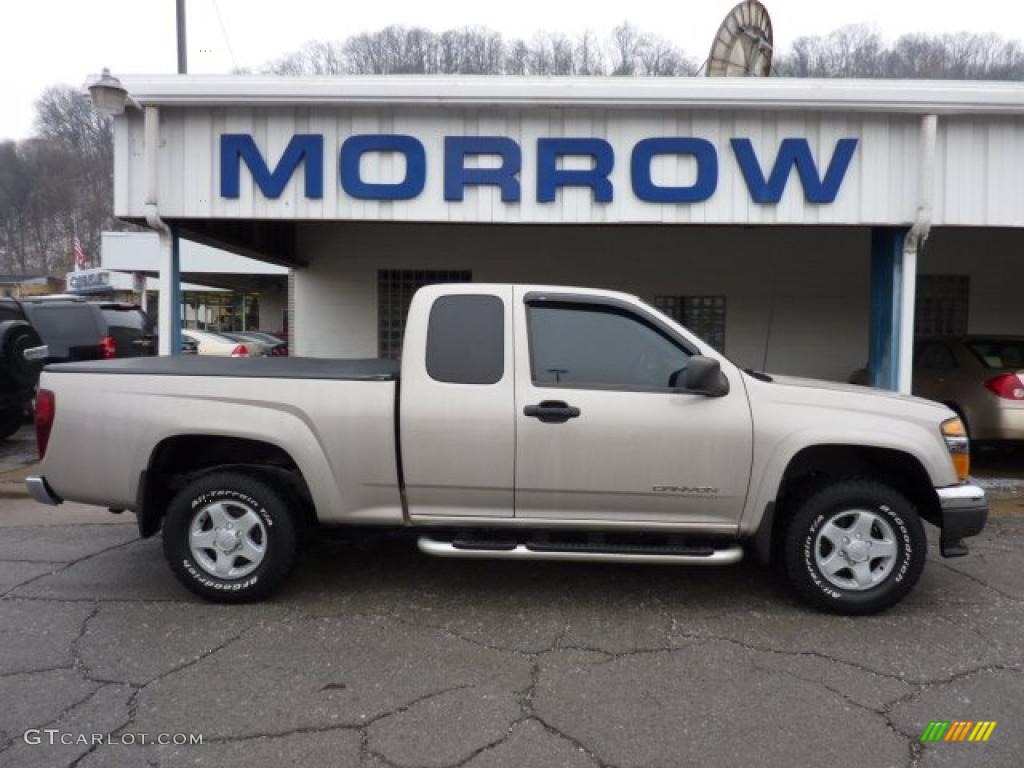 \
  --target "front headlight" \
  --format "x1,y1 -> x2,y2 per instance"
941,417 -> 970,481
